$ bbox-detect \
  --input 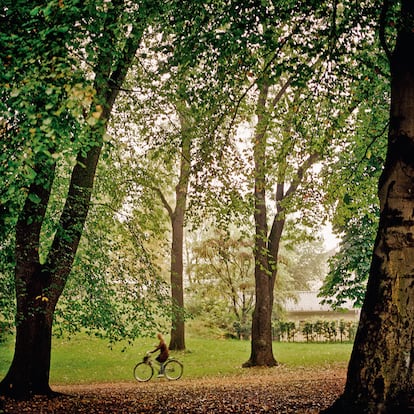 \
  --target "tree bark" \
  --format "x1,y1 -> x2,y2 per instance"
0,157 -> 57,399
169,208 -> 186,350
169,113 -> 191,351
0,9 -> 144,398
0,143 -> 102,399
322,2 -> 414,412
244,79 -> 278,367
244,74 -> 320,367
